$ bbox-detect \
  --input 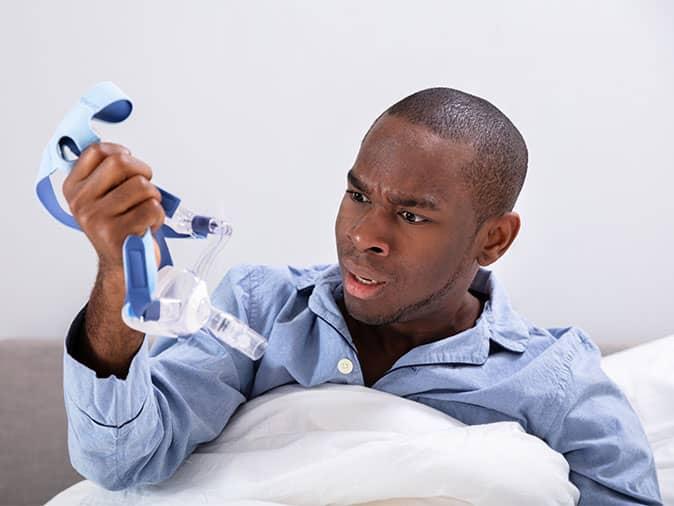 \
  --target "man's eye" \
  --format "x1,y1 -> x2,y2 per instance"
399,210 -> 427,224
346,190 -> 370,203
